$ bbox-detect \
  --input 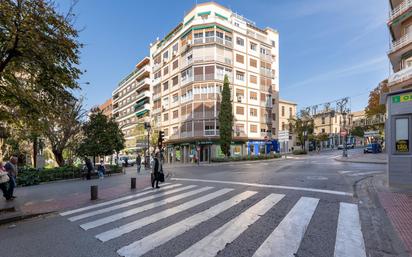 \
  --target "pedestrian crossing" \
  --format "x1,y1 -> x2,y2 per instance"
60,183 -> 367,257
338,170 -> 384,177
